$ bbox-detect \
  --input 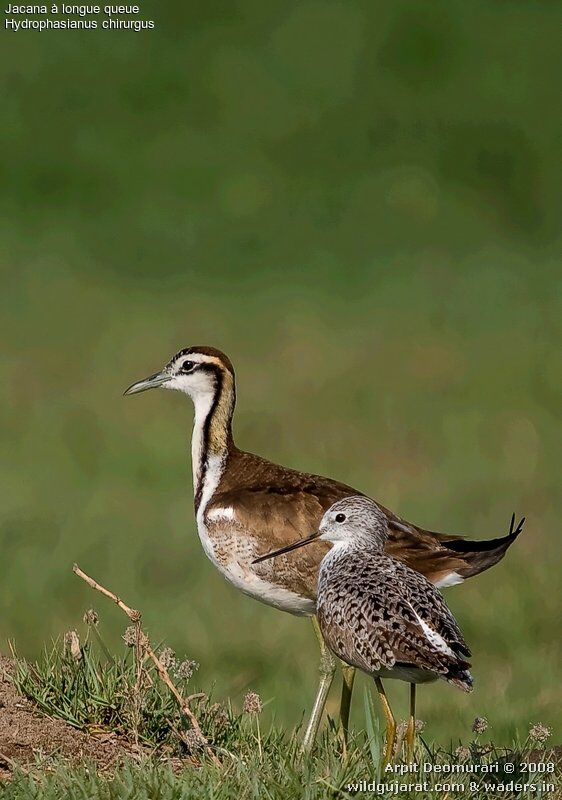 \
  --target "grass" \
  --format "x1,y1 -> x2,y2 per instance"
10,632 -> 235,754
5,746 -> 559,800
3,739 -> 560,800
2,615 -> 559,799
